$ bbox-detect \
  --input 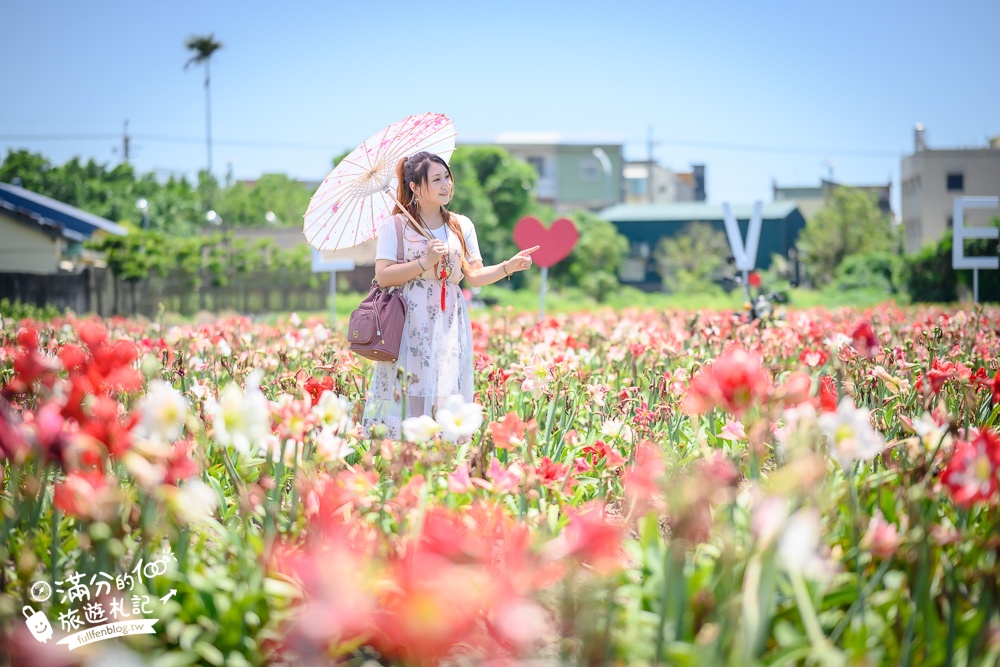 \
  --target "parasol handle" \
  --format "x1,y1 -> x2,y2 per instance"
384,187 -> 433,240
